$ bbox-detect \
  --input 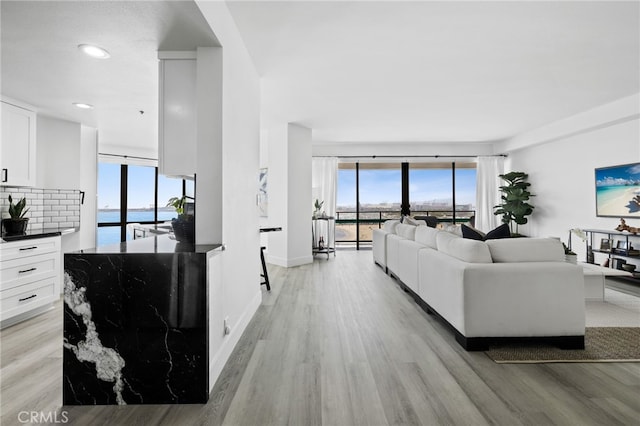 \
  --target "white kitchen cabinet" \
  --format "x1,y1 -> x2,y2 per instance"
158,53 -> 197,177
0,236 -> 61,325
1,100 -> 37,187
